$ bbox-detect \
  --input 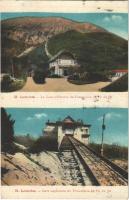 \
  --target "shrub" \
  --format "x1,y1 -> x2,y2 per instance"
1,75 -> 13,90
48,74 -> 62,78
87,72 -> 109,82
33,70 -> 46,84
14,134 -> 36,148
89,143 -> 128,160
68,71 -> 109,84
28,135 -> 58,153
1,74 -> 25,92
